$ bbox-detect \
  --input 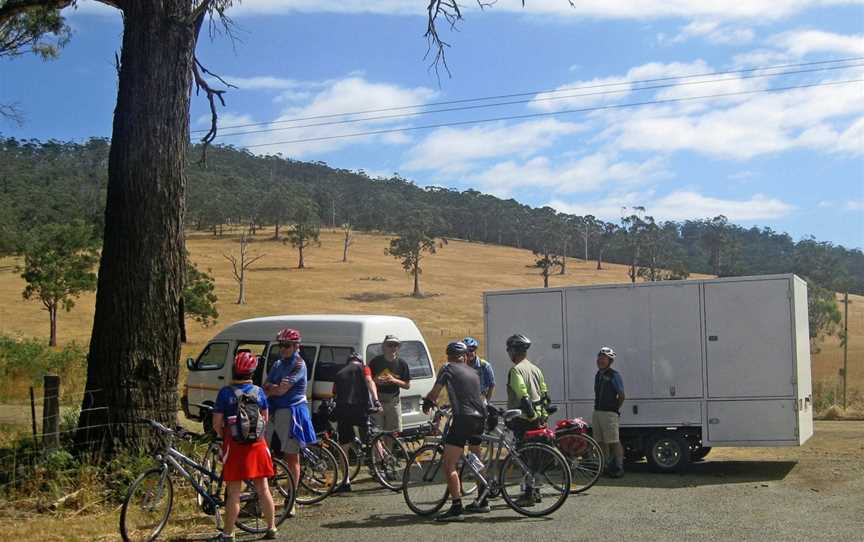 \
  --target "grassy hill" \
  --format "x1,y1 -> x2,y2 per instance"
1,227 -> 861,410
